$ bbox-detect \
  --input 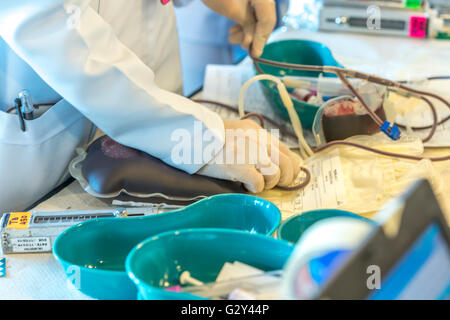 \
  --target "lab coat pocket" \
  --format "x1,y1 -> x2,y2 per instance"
0,100 -> 93,213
